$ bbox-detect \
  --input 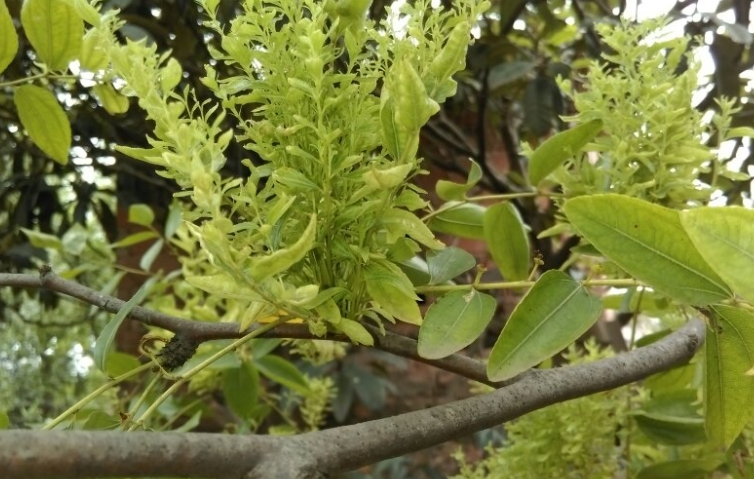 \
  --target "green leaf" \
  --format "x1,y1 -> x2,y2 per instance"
380,208 -> 444,250
92,83 -> 129,115
705,304 -> 754,448
333,318 -> 374,346
104,351 -> 141,377
393,58 -> 439,138
139,238 -> 164,271
20,227 -> 63,251
725,126 -> 754,140
487,270 -> 601,382
426,246 -> 476,285
418,289 -> 496,360
249,214 -> 317,281
110,231 -> 159,249
128,204 -> 154,227
363,258 -> 422,325
20,0 -> 83,70
222,361 -> 259,419
94,277 -> 156,373
0,1 -> 18,75
636,458 -> 725,479
633,391 -> 706,445
487,61 -> 536,90
0,411 -> 8,429
255,354 -> 309,394
564,195 -> 731,306
164,203 -> 183,239
528,119 -> 603,185
14,84 -> 71,164
435,159 -> 482,201
427,202 -> 486,240
681,207 -> 754,304
483,202 -> 530,281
